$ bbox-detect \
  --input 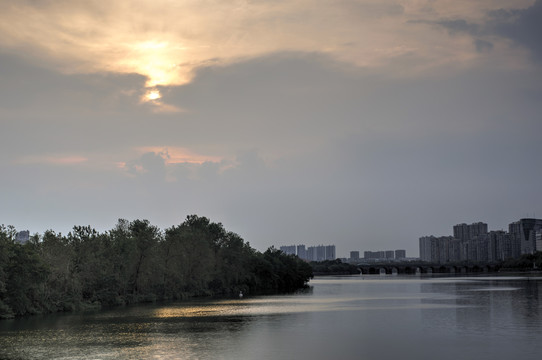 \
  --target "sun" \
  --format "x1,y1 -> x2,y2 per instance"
145,89 -> 161,101
140,87 -> 182,112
